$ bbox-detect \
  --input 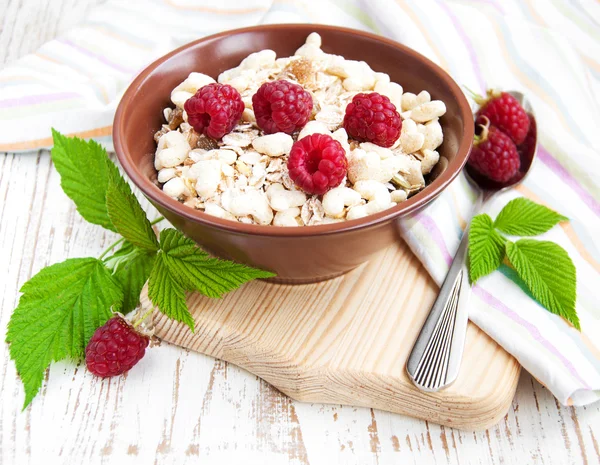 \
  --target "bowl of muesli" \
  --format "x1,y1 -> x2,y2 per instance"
114,24 -> 473,283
